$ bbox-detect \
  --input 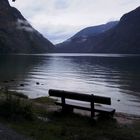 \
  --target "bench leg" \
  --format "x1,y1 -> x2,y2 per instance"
91,100 -> 95,118
91,110 -> 95,118
62,105 -> 74,113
